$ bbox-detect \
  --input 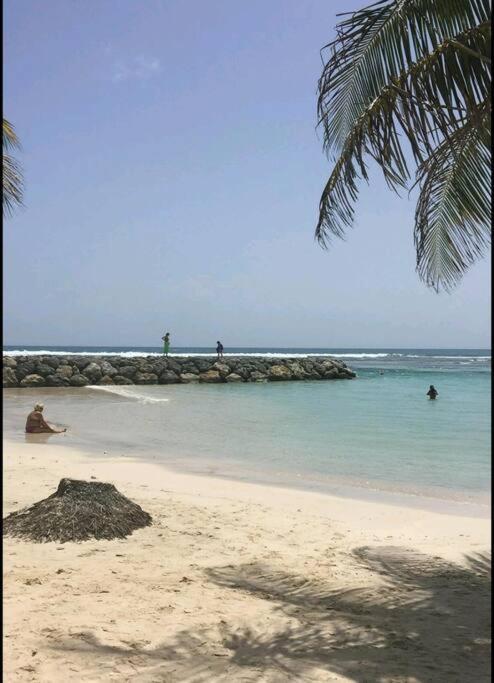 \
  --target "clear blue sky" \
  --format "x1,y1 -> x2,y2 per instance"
3,0 -> 491,348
